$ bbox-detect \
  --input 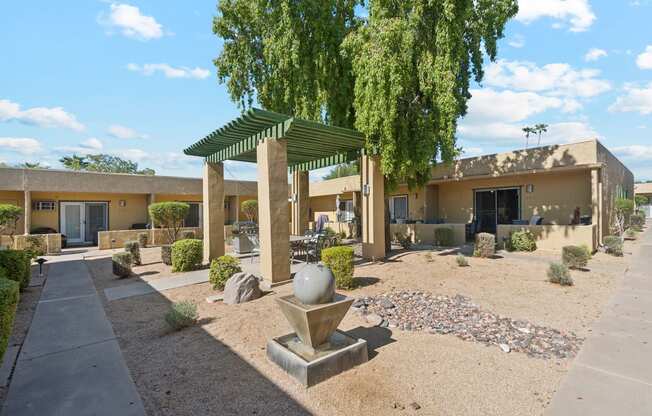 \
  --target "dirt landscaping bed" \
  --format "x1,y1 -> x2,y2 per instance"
87,242 -> 631,416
